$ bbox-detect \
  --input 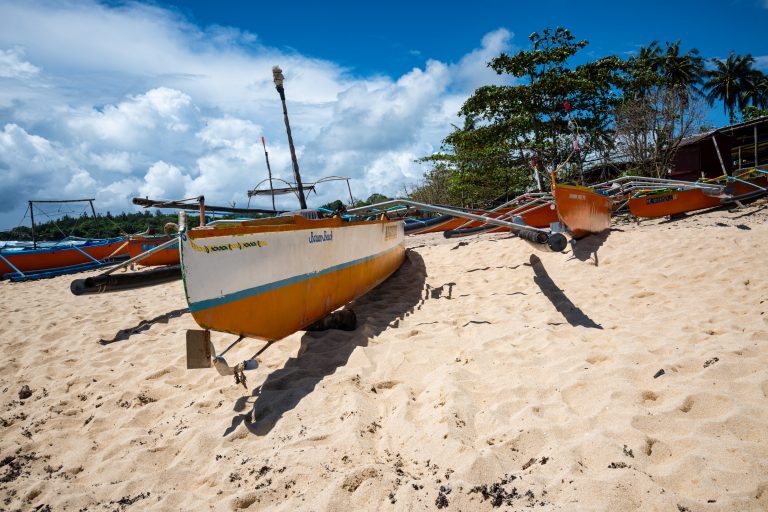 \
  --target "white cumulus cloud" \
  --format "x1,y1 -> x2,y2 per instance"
0,0 -> 517,228
0,46 -> 40,79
